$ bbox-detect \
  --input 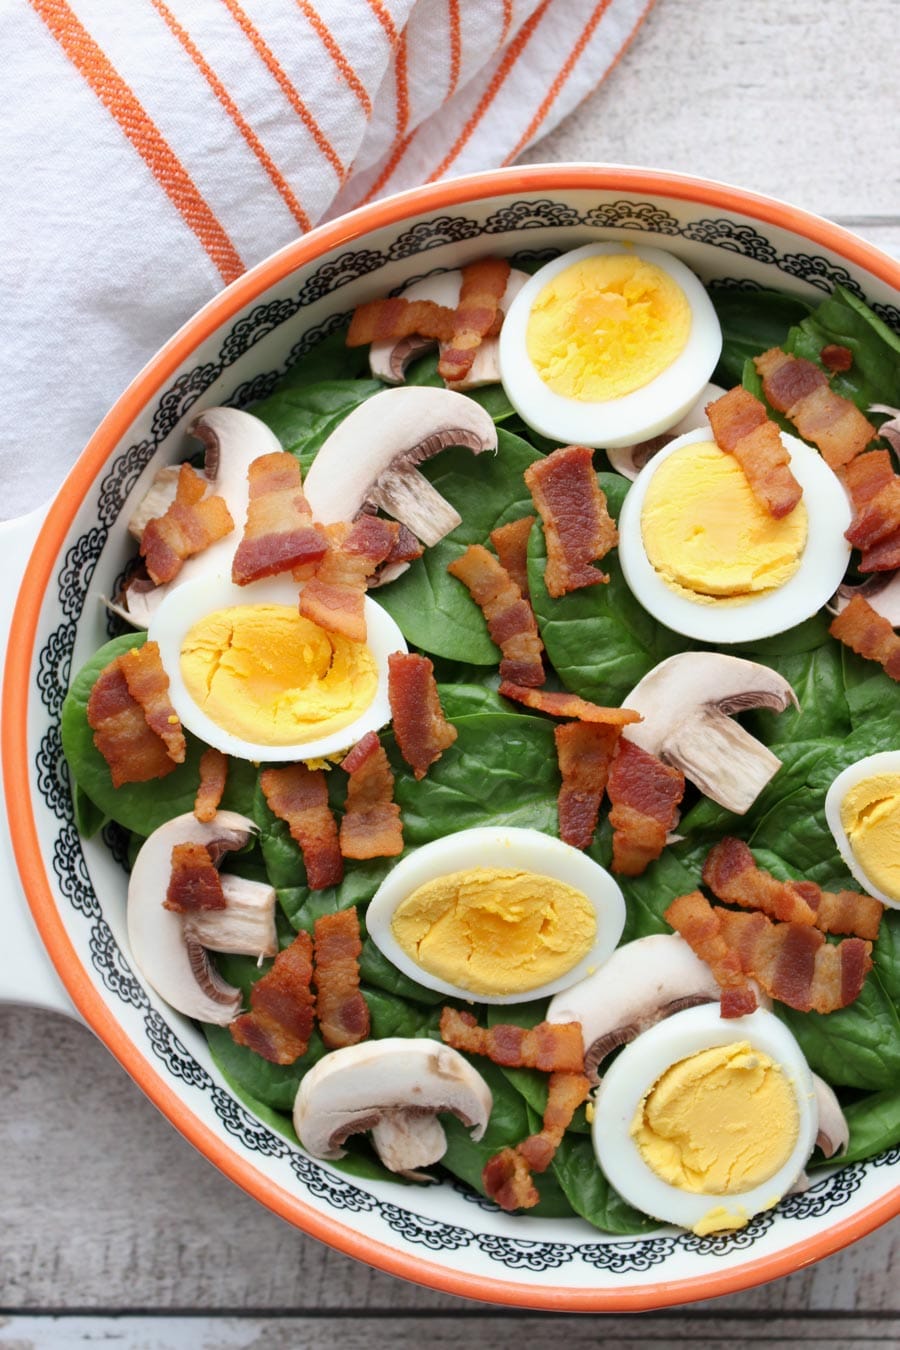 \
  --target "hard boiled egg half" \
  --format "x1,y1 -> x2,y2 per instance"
498,243 -> 722,448
366,826 -> 626,1003
825,752 -> 900,908
617,427 -> 852,643
147,572 -> 407,762
593,1004 -> 818,1235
